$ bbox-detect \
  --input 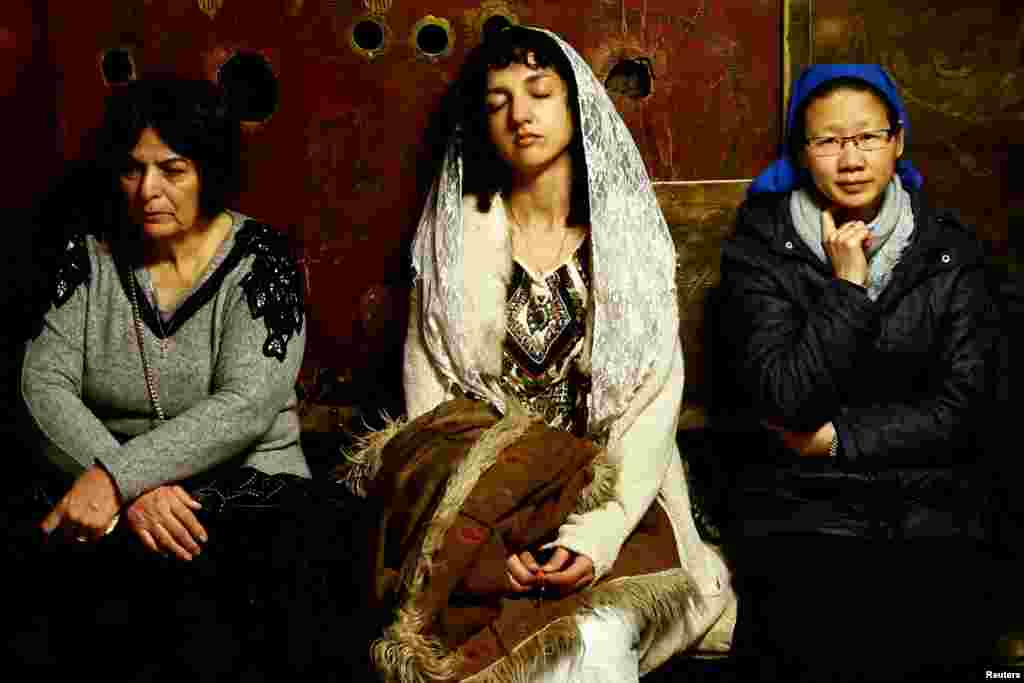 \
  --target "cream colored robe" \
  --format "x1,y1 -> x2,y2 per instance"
403,196 -> 735,675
